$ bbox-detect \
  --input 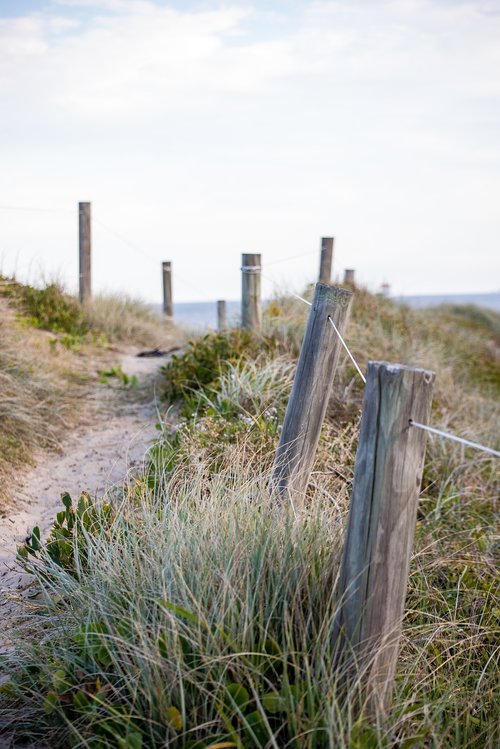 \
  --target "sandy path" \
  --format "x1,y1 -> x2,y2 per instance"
0,351 -> 164,646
